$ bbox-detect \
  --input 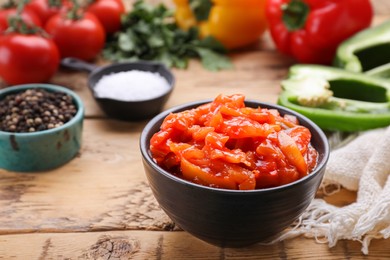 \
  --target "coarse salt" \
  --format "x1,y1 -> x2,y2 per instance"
94,70 -> 171,101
